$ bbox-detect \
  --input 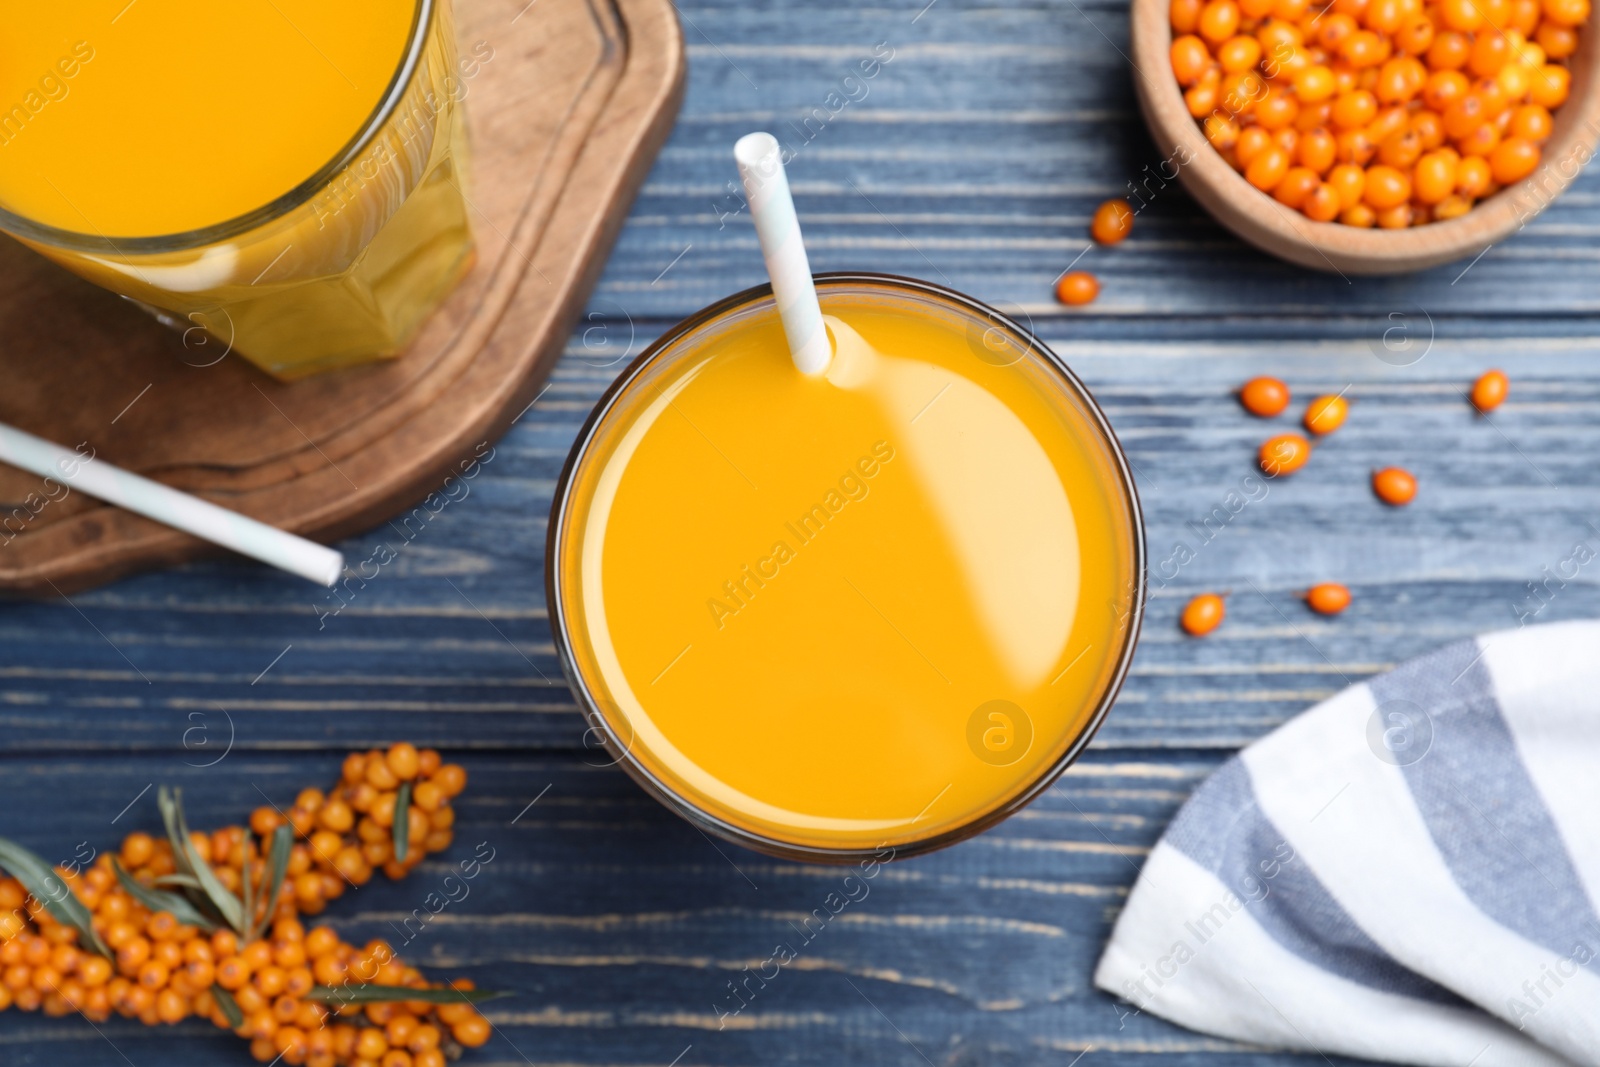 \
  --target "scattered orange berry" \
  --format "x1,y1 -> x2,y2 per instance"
1306,582 -> 1353,614
1260,432 -> 1313,476
1091,198 -> 1135,243
1373,466 -> 1418,505
1181,593 -> 1227,636
1471,368 -> 1509,411
1239,375 -> 1292,416
1055,270 -> 1100,306
1303,393 -> 1349,434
